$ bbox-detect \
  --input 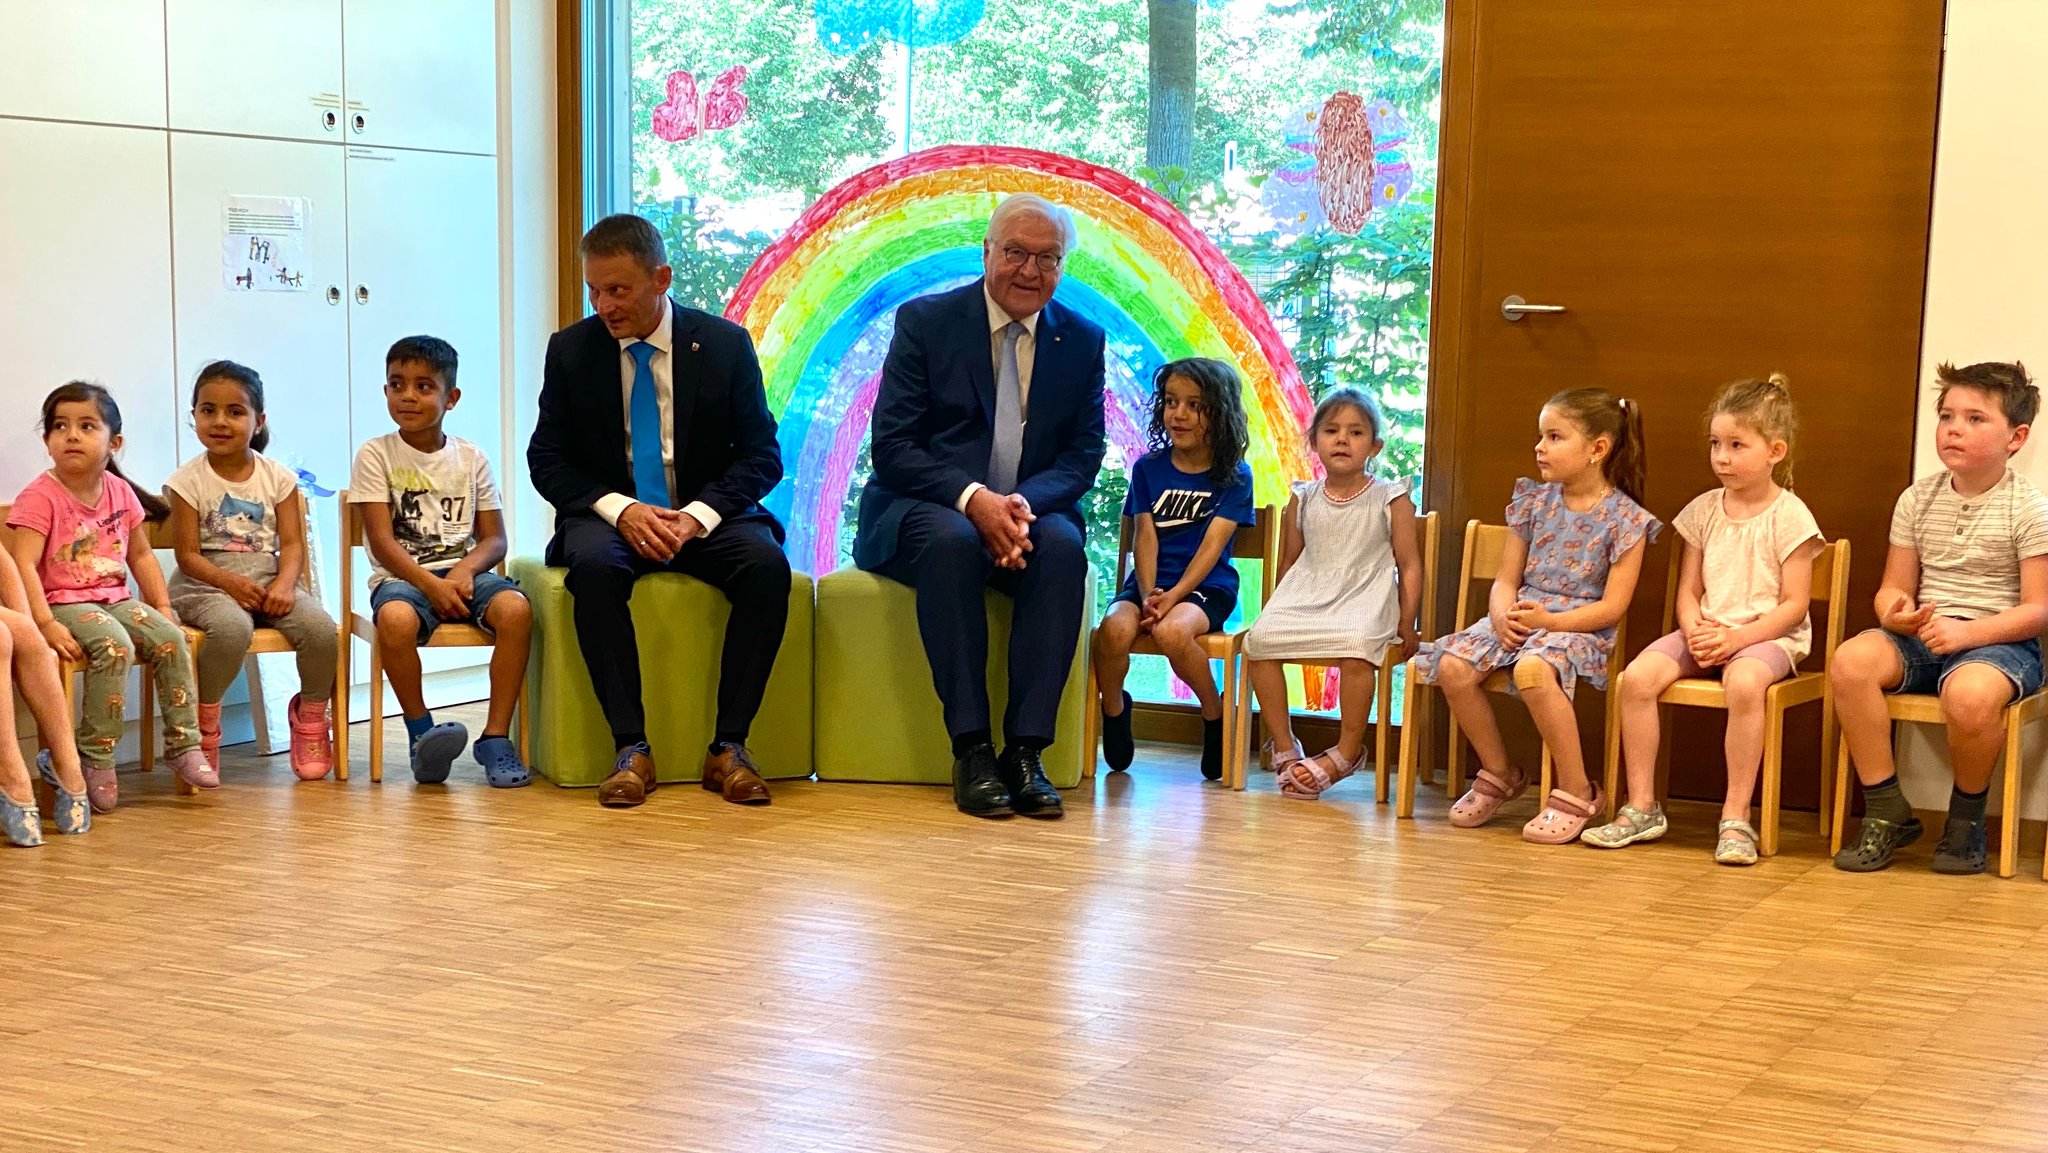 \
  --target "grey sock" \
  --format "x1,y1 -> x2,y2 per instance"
1949,785 -> 1989,826
1863,777 -> 1914,825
